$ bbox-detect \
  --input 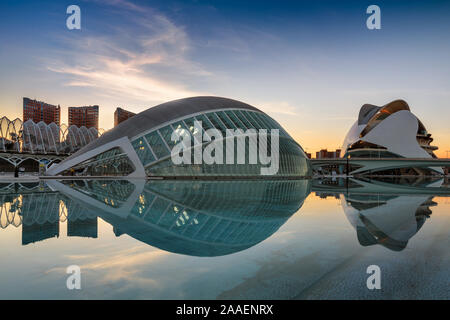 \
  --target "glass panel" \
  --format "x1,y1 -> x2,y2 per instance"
193,217 -> 219,240
258,113 -> 286,136
172,121 -> 191,143
145,131 -> 170,159
131,137 -> 155,165
156,204 -> 184,229
183,117 -> 202,141
171,121 -> 192,140
131,191 -> 156,217
195,114 -> 214,131
216,111 -> 237,130
144,197 -> 170,224
184,117 -> 204,141
234,110 -> 254,129
170,207 -> 197,232
205,112 -> 227,137
143,123 -> 311,178
241,111 -> 264,129
158,125 -> 178,149
225,110 -> 246,129
253,112 -> 275,129
254,112 -> 289,137
194,114 -> 215,139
